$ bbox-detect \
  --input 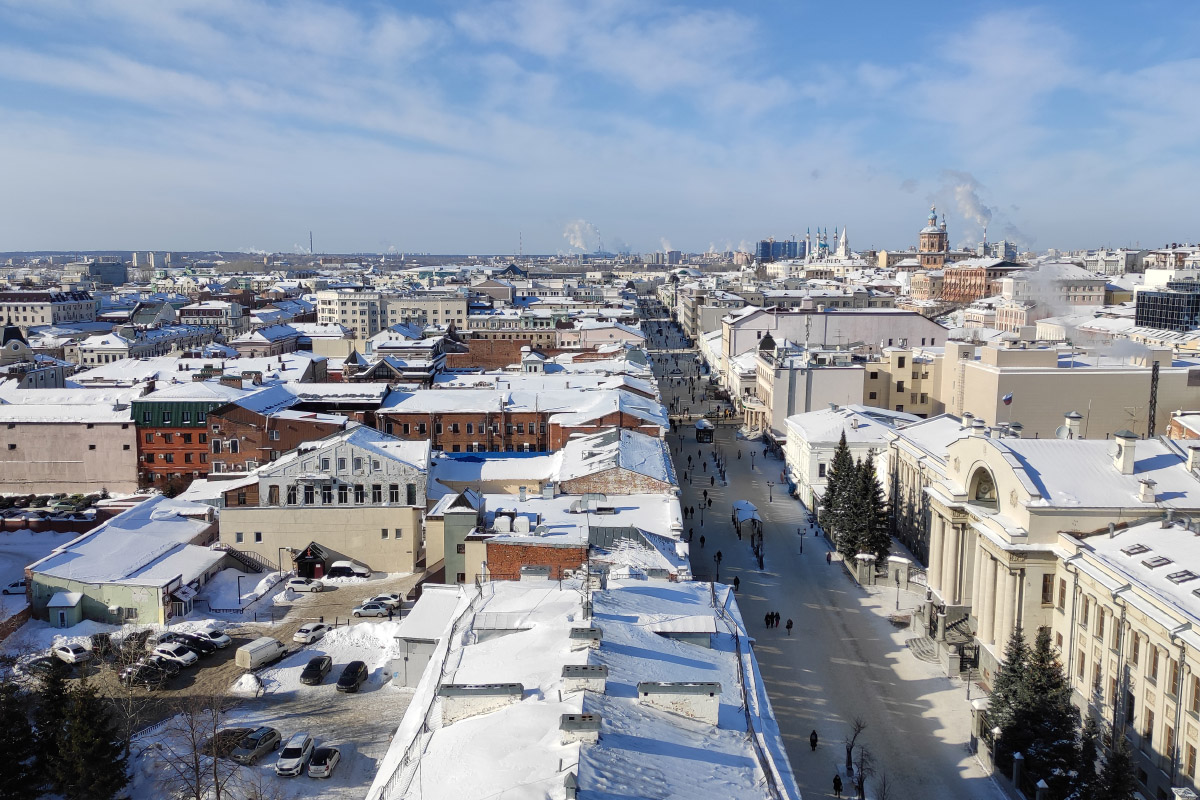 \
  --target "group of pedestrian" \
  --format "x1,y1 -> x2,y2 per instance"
763,611 -> 794,634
